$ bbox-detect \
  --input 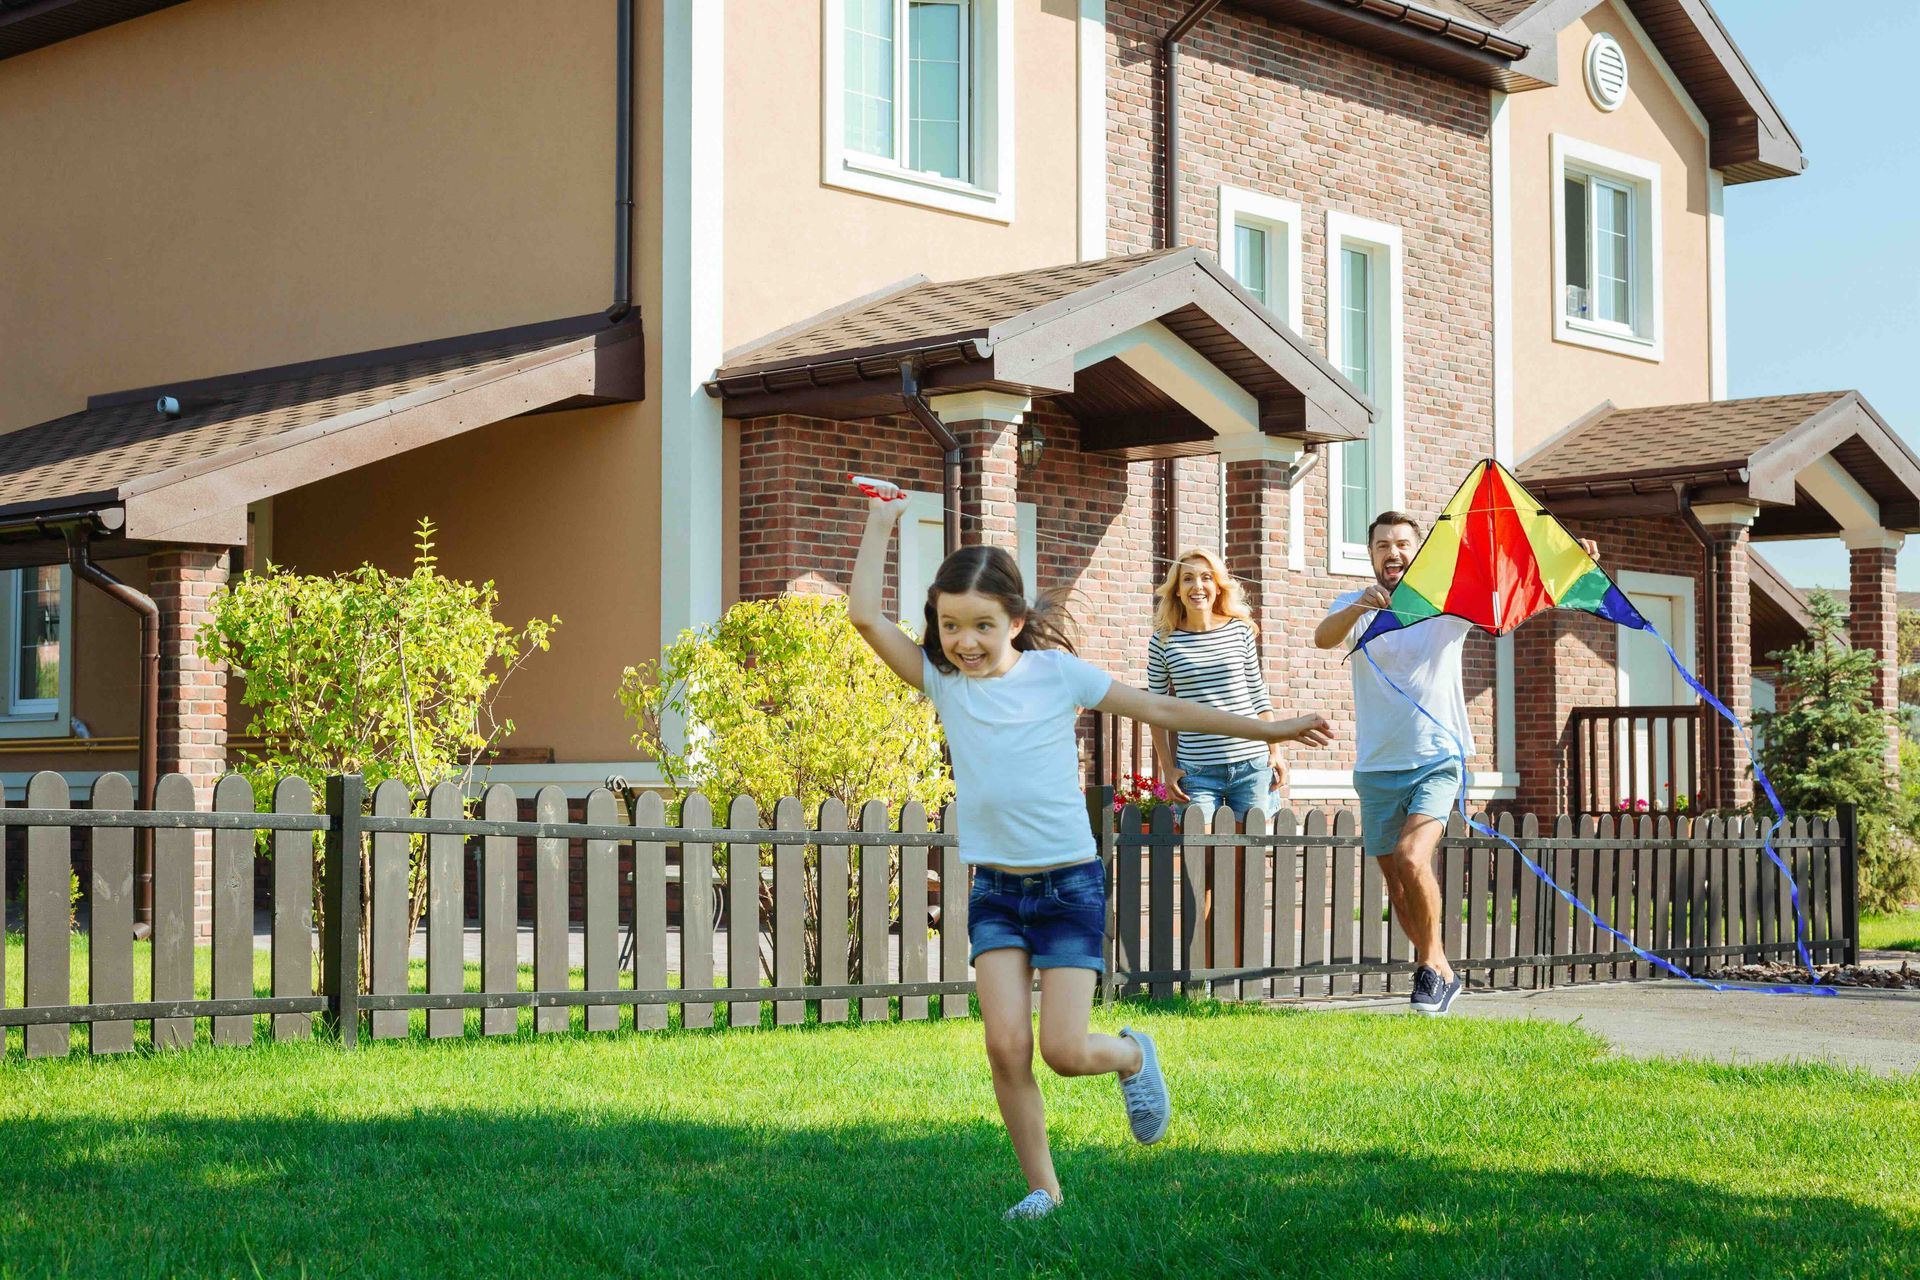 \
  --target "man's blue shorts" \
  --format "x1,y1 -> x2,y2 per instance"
967,860 -> 1106,971
1355,760 -> 1462,858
